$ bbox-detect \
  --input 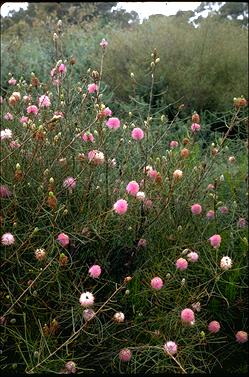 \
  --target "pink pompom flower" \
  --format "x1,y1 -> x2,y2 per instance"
106,117 -> 120,130
100,38 -> 108,48
181,308 -> 195,323
148,169 -> 158,181
79,292 -> 95,307
9,140 -> 21,149
113,199 -> 128,215
219,206 -> 229,214
138,238 -> 147,248
208,320 -> 220,333
163,341 -> 177,355
187,251 -> 199,263
27,105 -> 38,115
191,123 -> 201,133
0,185 -> 12,198
20,116 -> 29,124
170,140 -> 179,149
209,234 -> 221,249
191,203 -> 202,215
238,218 -> 247,228
87,150 -> 105,165
57,233 -> 70,247
38,95 -> 51,108
1,232 -> 15,246
58,63 -> 66,74
63,177 -> 76,191
151,277 -> 164,290
176,258 -> 188,271
206,210 -> 215,220
102,107 -> 112,116
88,265 -> 102,278
4,112 -> 13,121
220,256 -> 232,271
132,127 -> 144,140
82,132 -> 94,143
88,83 -> 98,94
1,129 -> 12,140
8,77 -> 16,85
235,331 -> 248,344
83,308 -> 95,321
65,361 -> 76,374
126,180 -> 139,196
207,184 -> 215,190
119,348 -> 132,362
